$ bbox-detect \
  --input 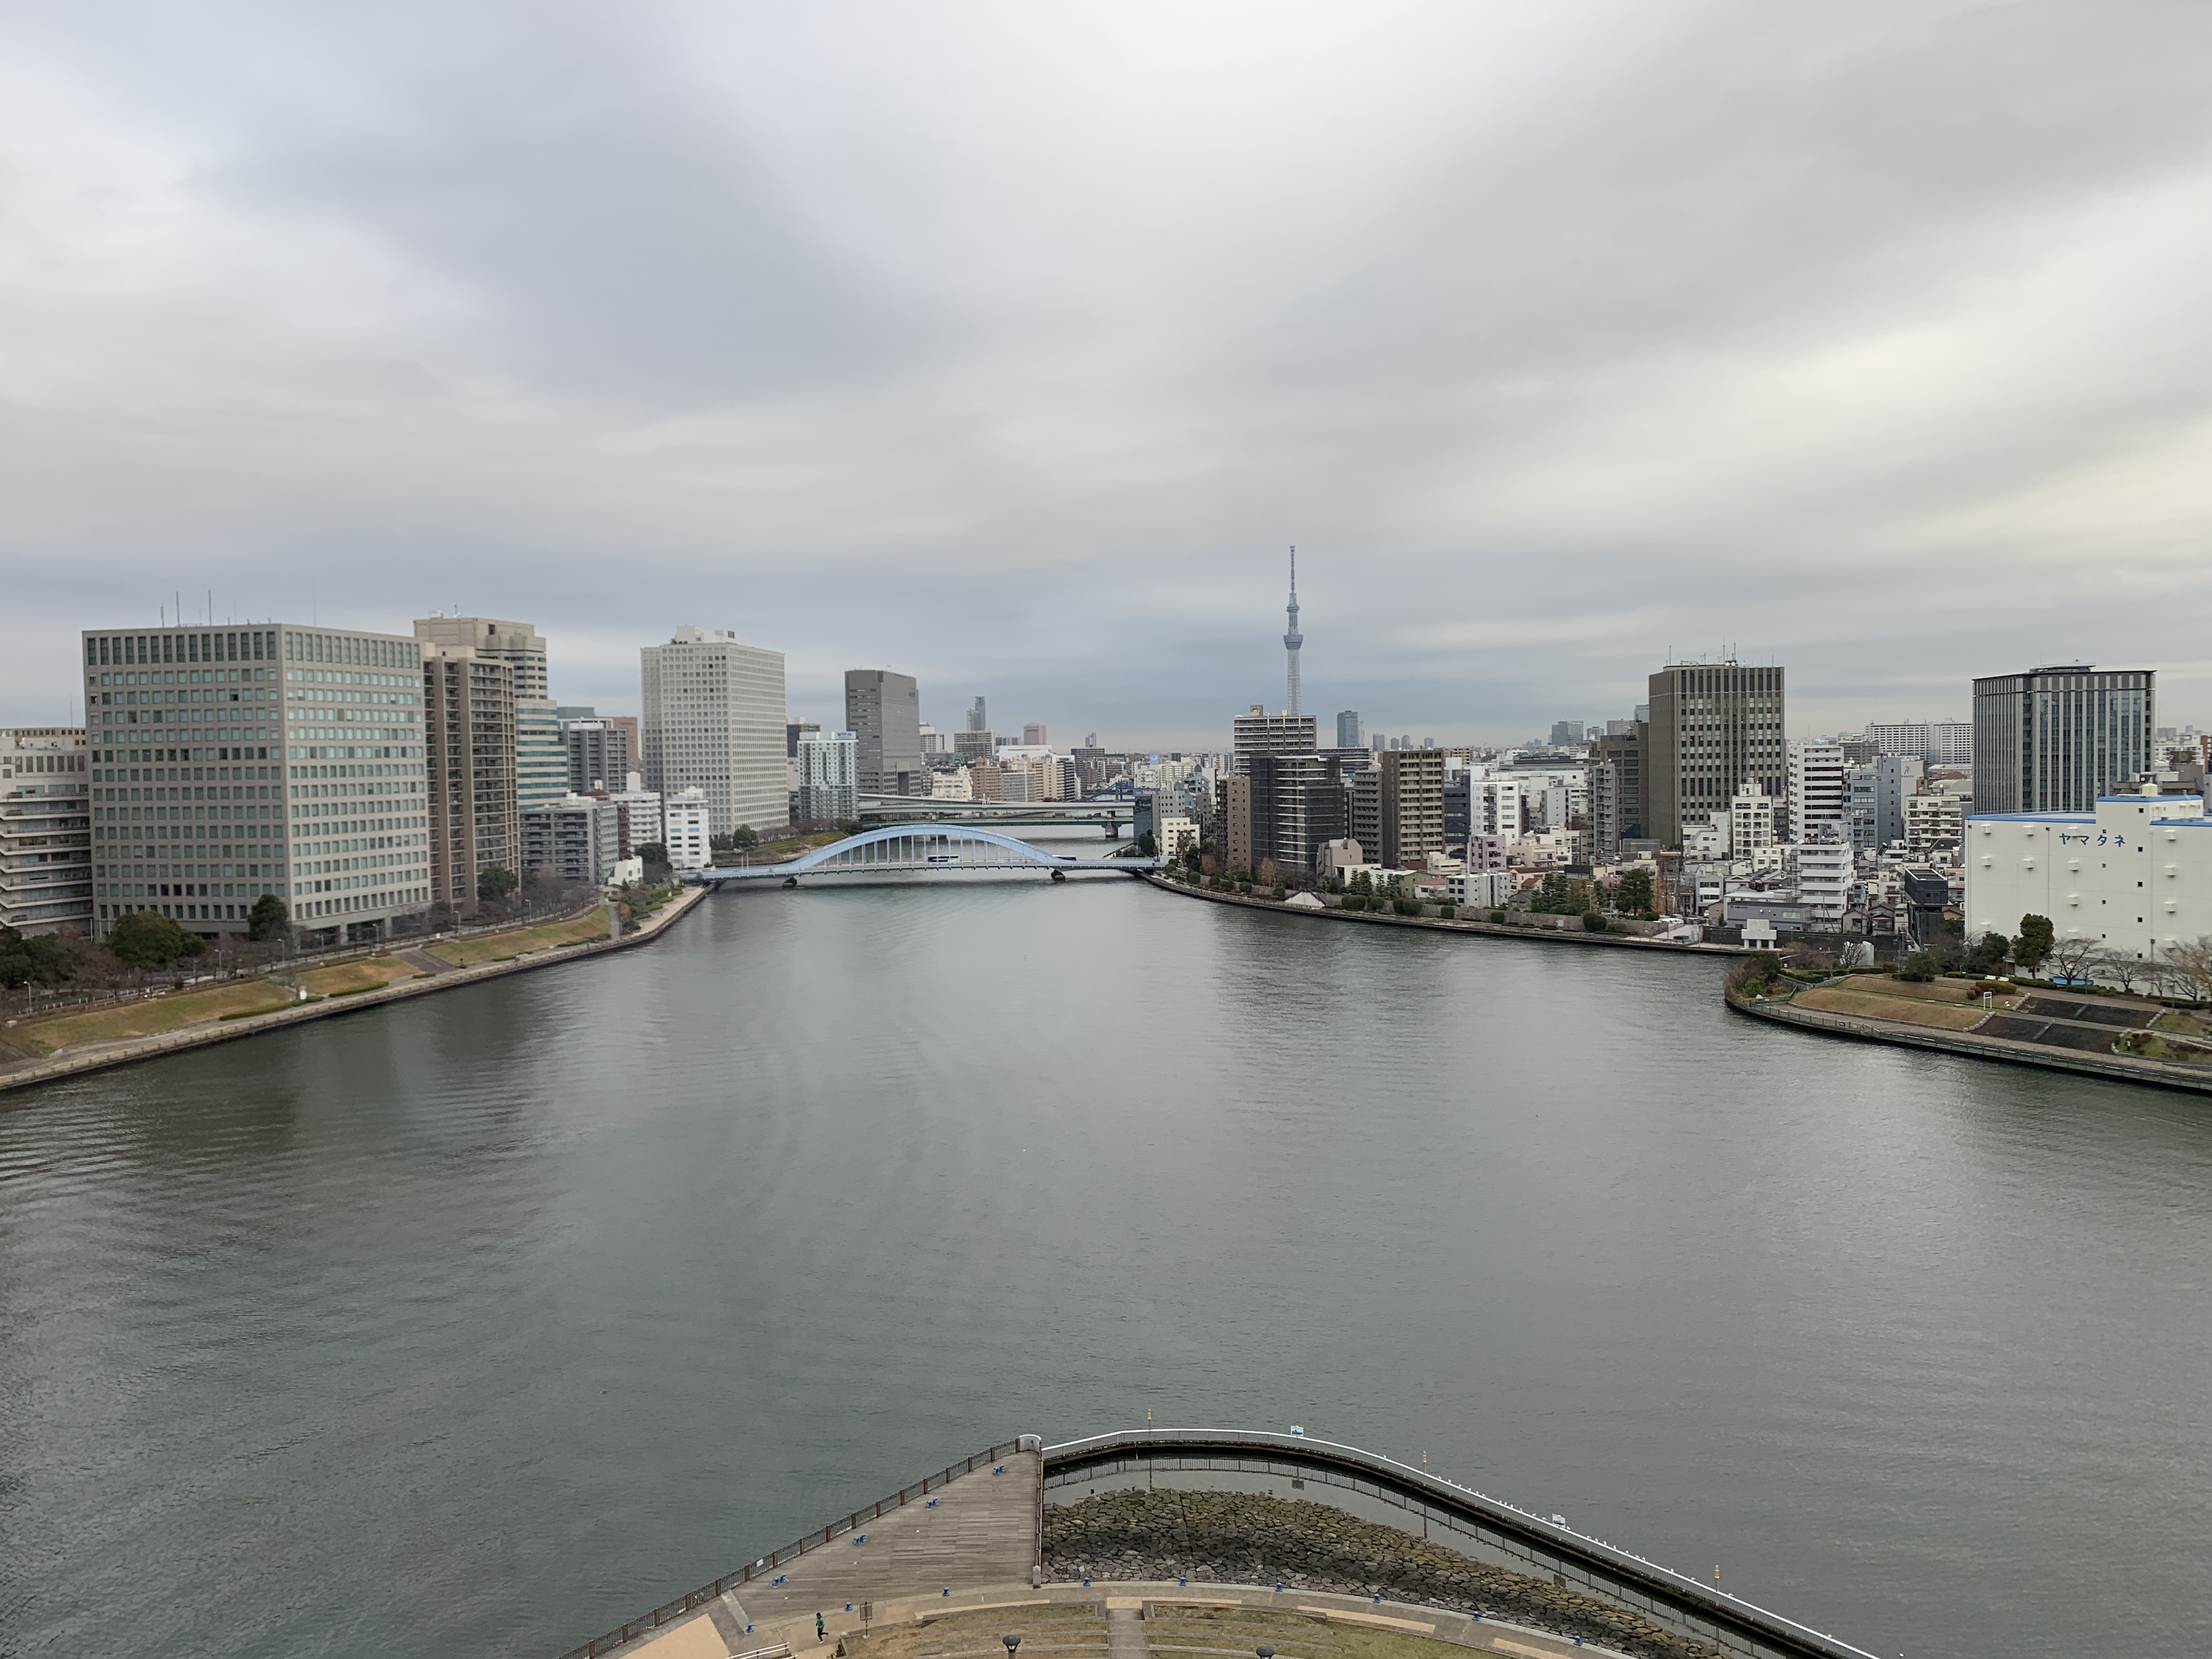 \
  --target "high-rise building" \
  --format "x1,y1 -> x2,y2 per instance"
1376,749 -> 1445,868
1022,722 -> 1047,747
1246,752 -> 1340,874
1215,775 -> 1254,873
561,716 -> 633,794
1232,706 -> 1317,766
1972,665 -> 2155,815
1645,661 -> 1786,849
1786,741 -> 1848,845
967,697 -> 988,732
2,728 -> 92,935
1282,548 -> 1304,716
845,670 -> 924,796
1549,720 -> 1585,747
1336,710 -> 1363,750
422,644 -> 518,913
640,626 -> 787,836
1589,725 -> 1645,855
796,731 -> 859,823
83,620 -> 432,944
412,617 -> 562,812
